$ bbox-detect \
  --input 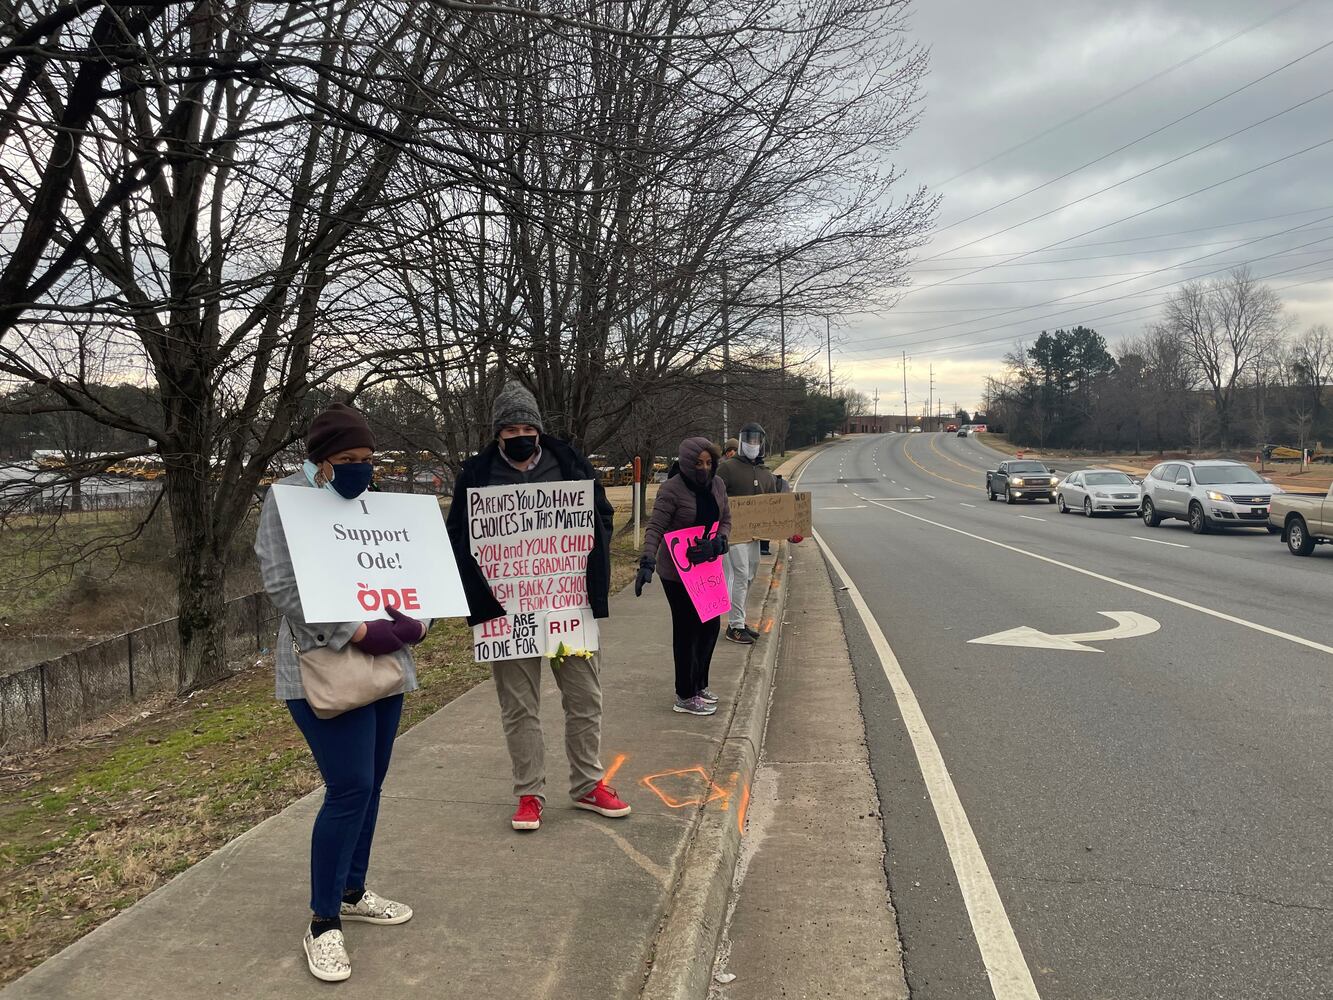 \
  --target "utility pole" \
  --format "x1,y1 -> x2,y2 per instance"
928,364 -> 934,432
901,351 -> 909,433
873,387 -> 879,418
721,265 -> 730,443
778,259 -> 787,453
826,316 -> 833,398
